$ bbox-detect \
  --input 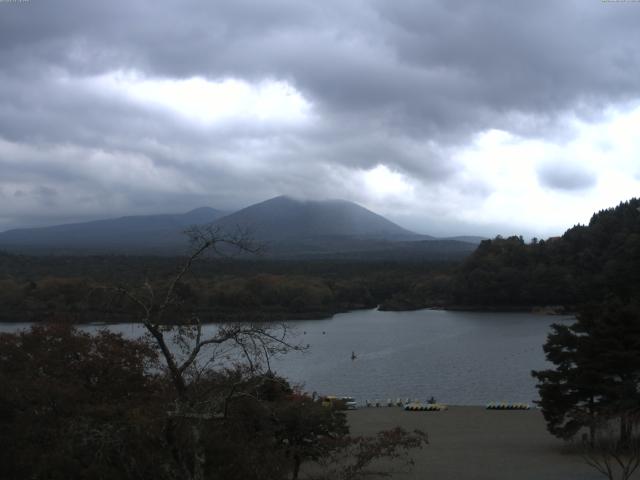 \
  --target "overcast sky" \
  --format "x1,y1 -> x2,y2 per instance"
1,0 -> 639,237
